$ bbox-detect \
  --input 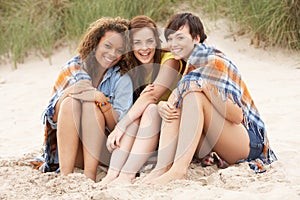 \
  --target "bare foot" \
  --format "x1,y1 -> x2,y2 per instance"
149,169 -> 186,185
99,170 -> 119,185
141,168 -> 168,183
111,173 -> 135,184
